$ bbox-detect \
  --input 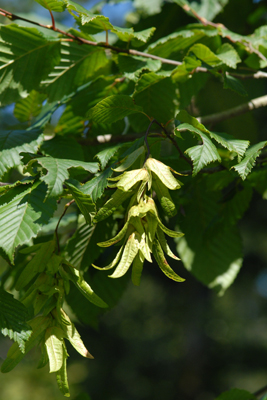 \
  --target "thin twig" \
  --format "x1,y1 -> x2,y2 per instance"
198,94 -> 267,126
152,120 -> 193,167
48,9 -> 56,30
55,199 -> 75,254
